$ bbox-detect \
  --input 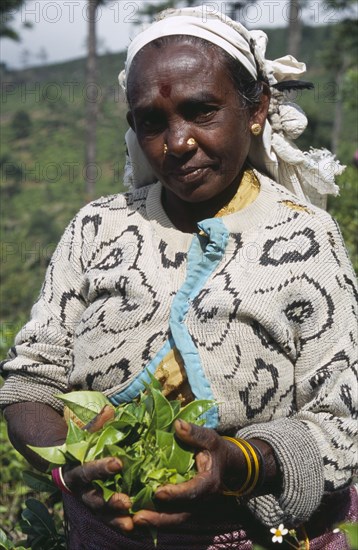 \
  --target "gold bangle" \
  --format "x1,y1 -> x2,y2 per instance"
239,439 -> 260,495
222,436 -> 252,496
222,436 -> 261,497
